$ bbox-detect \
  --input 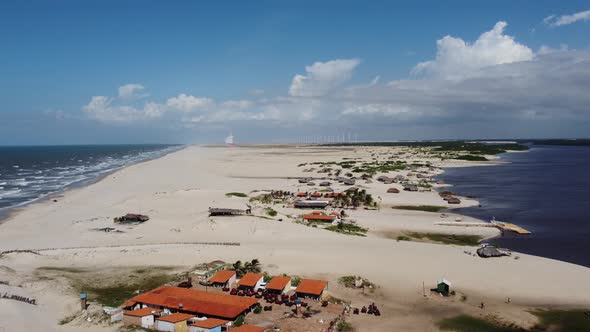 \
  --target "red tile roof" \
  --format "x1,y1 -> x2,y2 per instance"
297,192 -> 307,197
209,270 -> 235,284
266,276 -> 291,291
124,307 -> 162,317
189,318 -> 229,328
230,325 -> 266,332
296,279 -> 328,296
121,300 -> 137,308
303,214 -> 335,221
156,312 -> 194,323
310,192 -> 322,197
237,273 -> 263,287
128,286 -> 258,320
